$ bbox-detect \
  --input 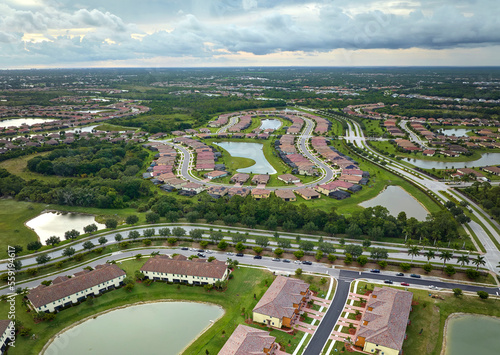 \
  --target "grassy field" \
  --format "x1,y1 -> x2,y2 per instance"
0,199 -> 147,258
0,151 -> 61,183
93,123 -> 139,132
0,262 -> 315,355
